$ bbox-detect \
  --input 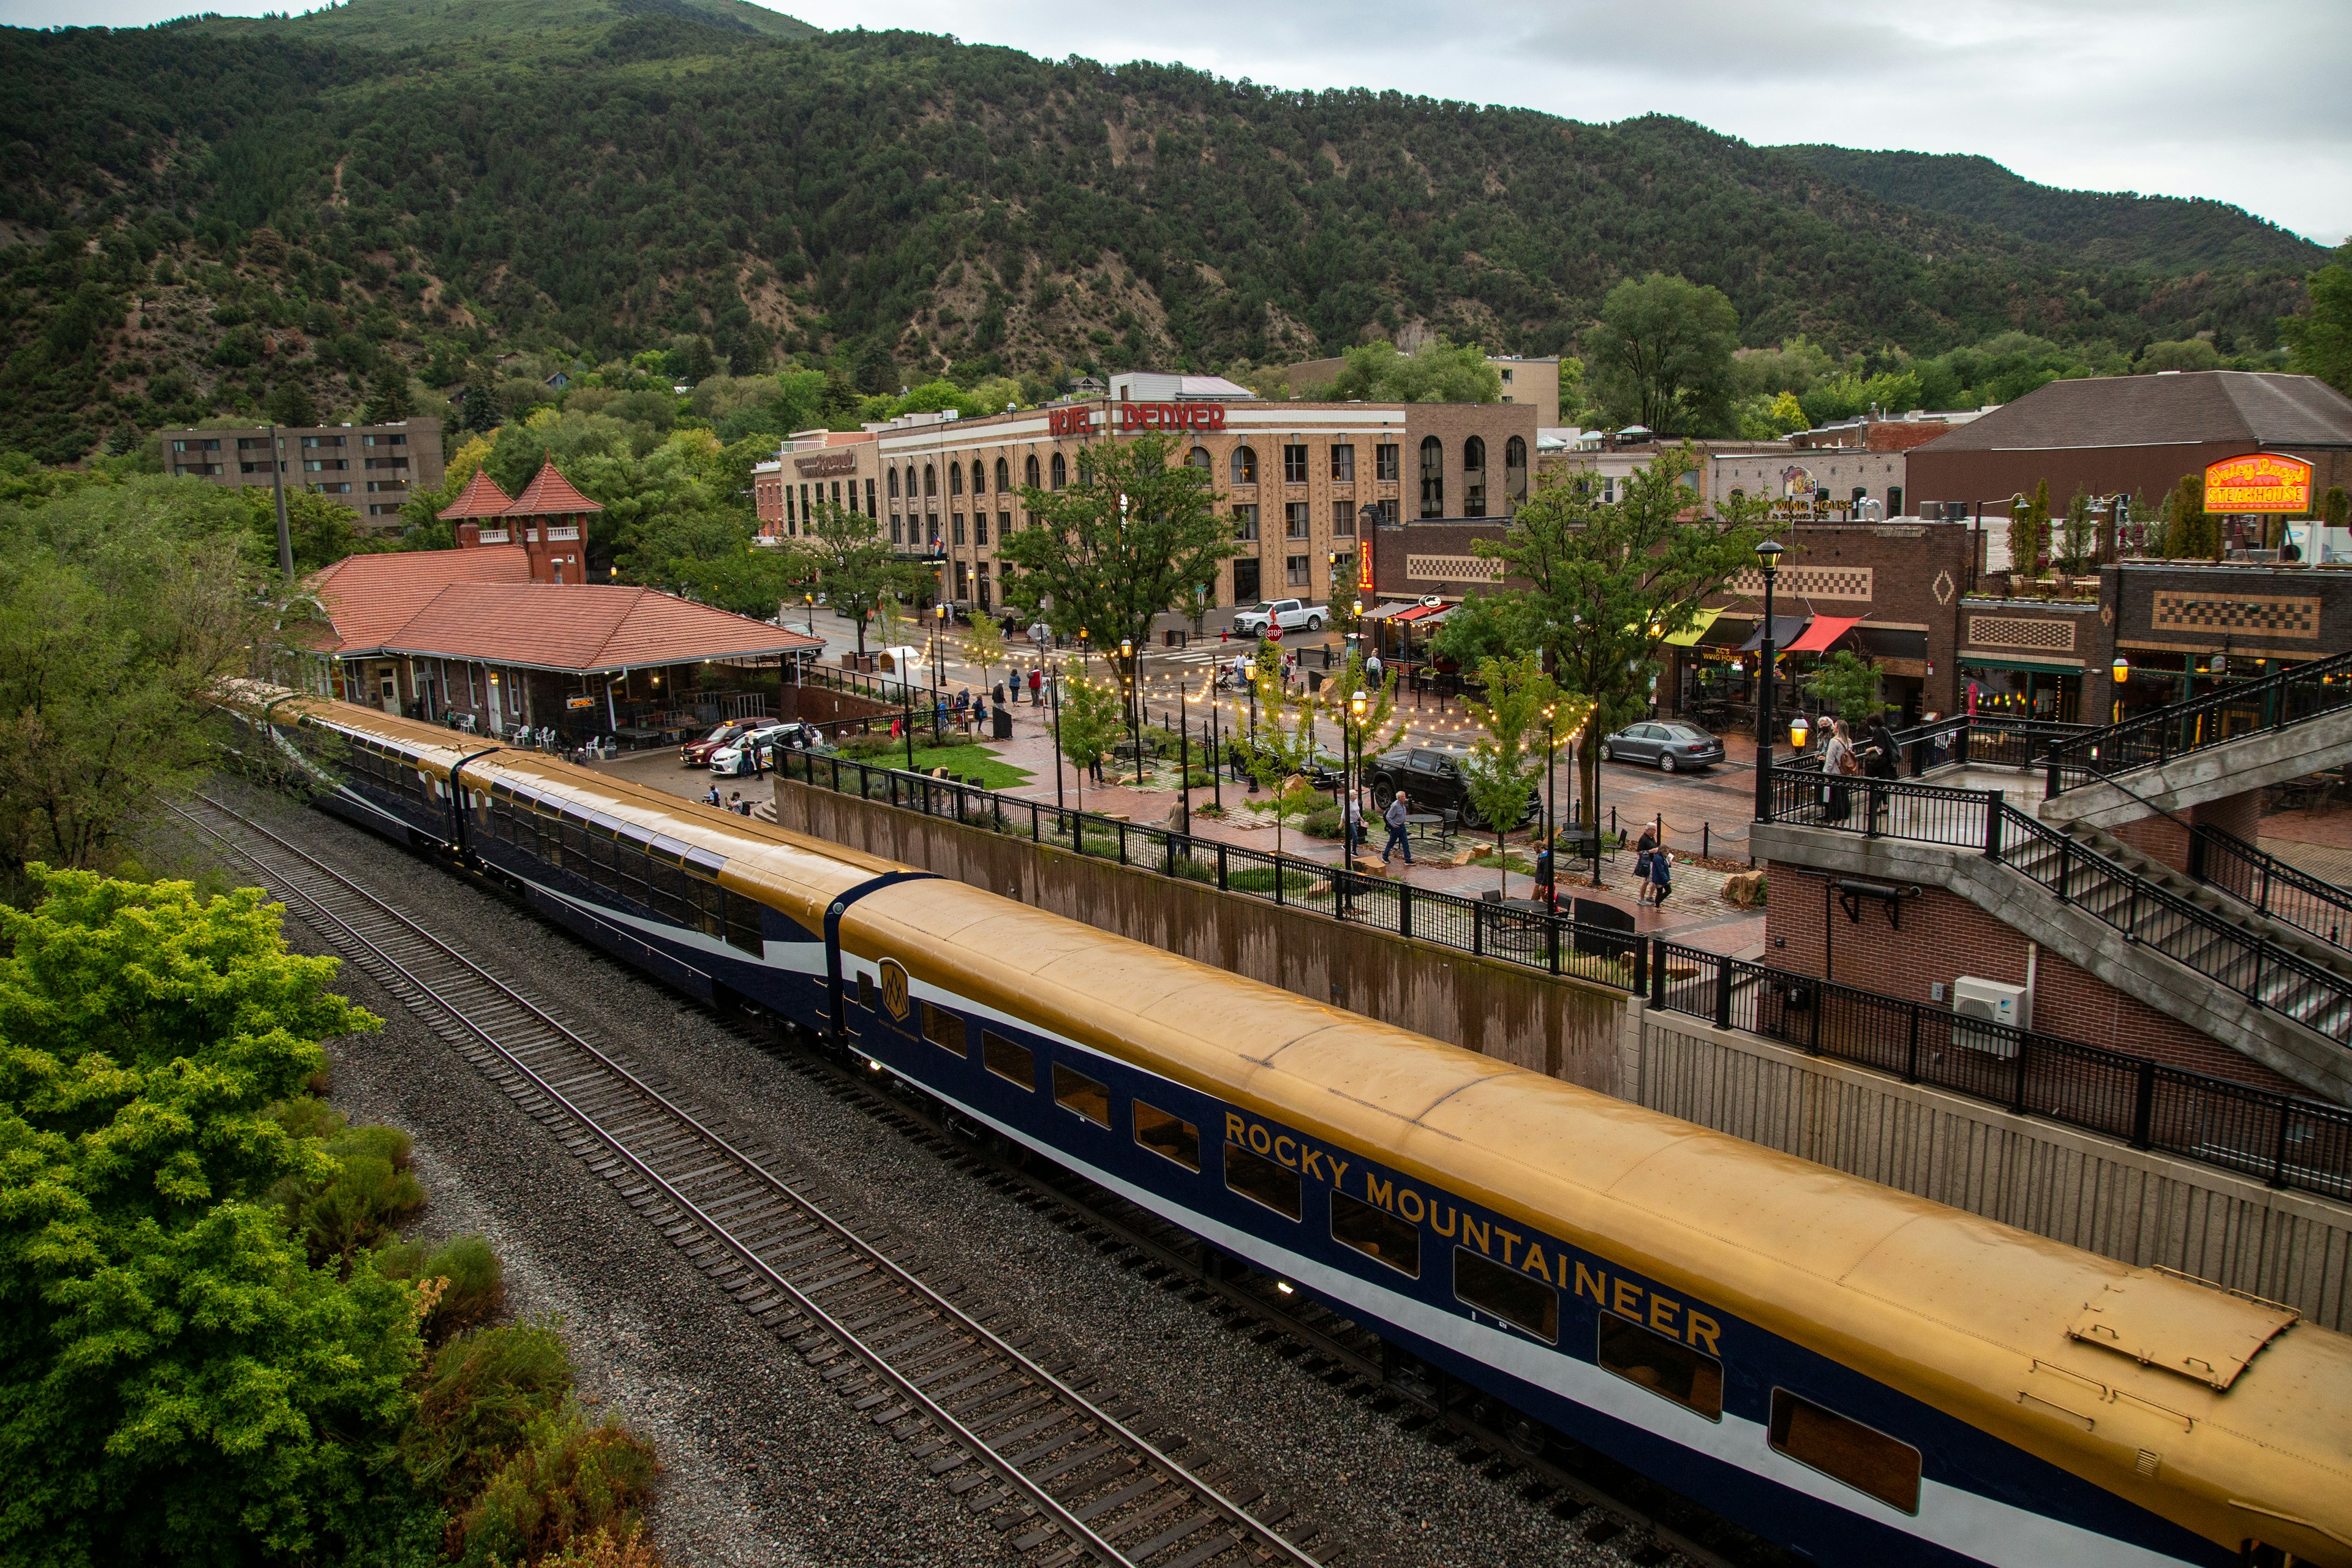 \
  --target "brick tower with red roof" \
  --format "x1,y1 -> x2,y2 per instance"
497,460 -> 603,584
437,469 -> 516,551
